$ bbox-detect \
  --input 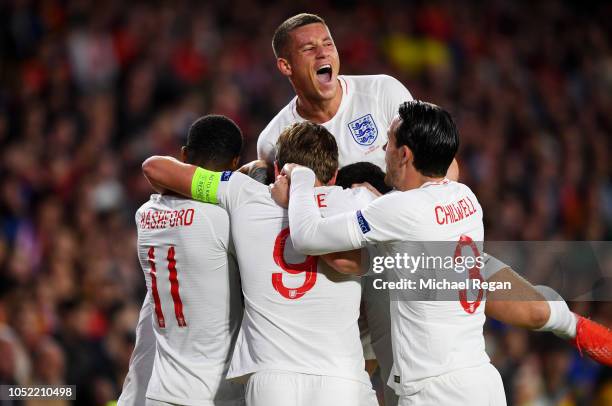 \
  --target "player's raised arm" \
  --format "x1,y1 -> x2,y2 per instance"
143,156 -> 242,208
143,114 -> 244,203
287,166 -> 364,255
142,155 -> 196,197
287,163 -> 417,255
